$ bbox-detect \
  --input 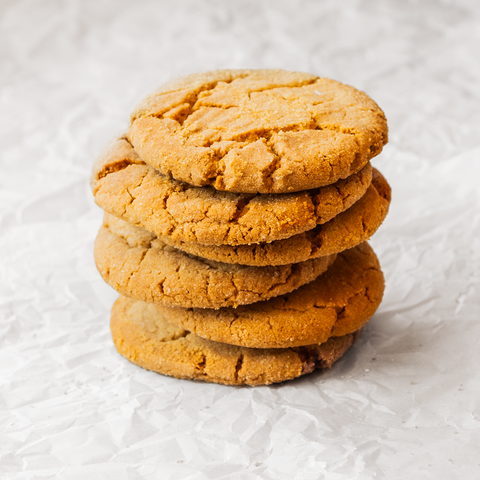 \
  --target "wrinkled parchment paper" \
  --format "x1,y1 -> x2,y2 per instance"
1,1 -> 479,478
